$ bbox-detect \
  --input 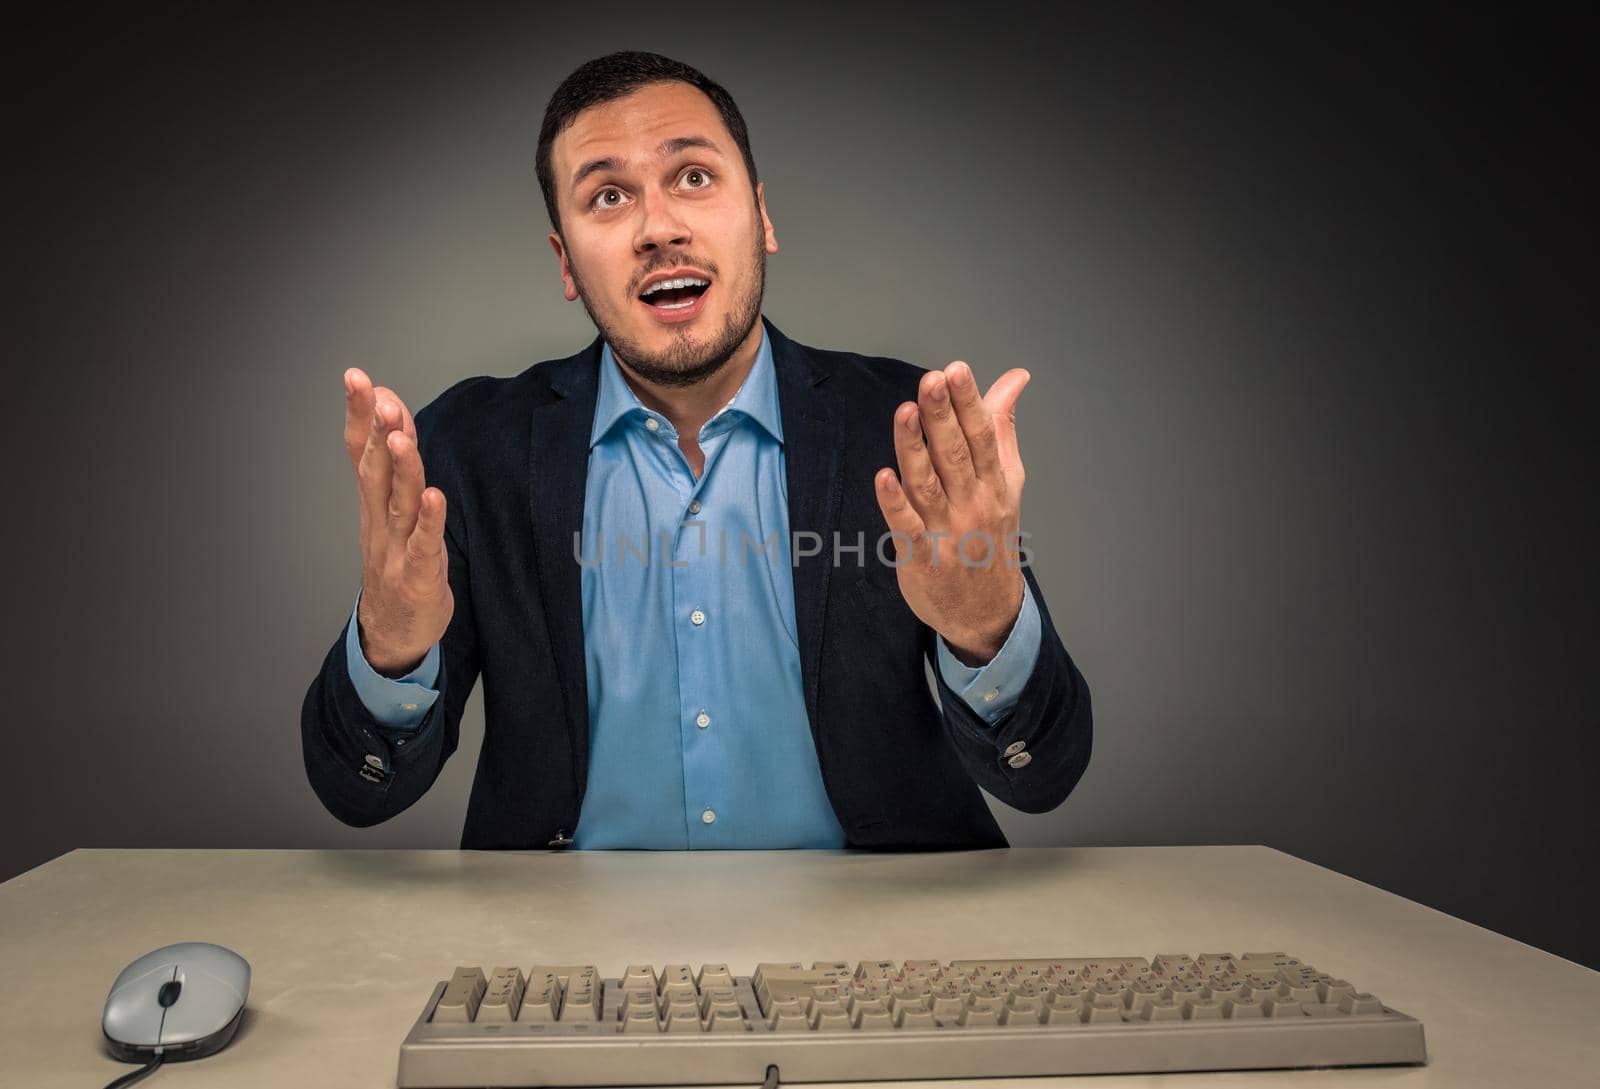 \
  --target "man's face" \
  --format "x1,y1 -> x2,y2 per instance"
548,81 -> 778,389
